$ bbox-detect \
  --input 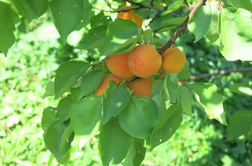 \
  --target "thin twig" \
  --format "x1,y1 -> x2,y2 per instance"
126,0 -> 164,12
157,0 -> 207,55
188,67 -> 252,80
